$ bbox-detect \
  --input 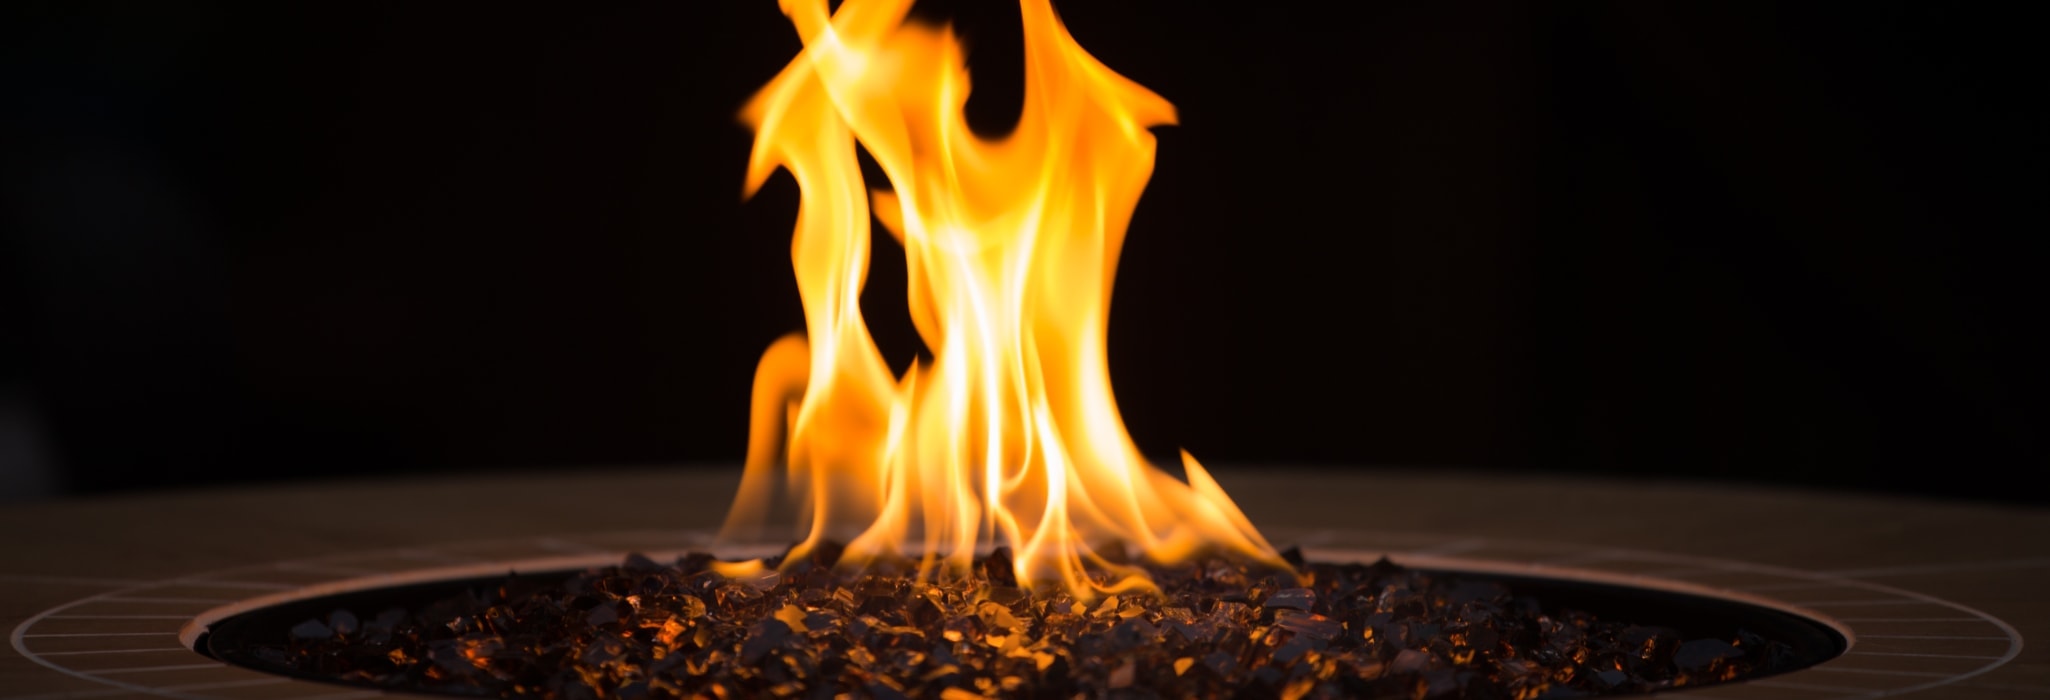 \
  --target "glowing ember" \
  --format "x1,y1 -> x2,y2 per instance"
717,0 -> 1283,595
